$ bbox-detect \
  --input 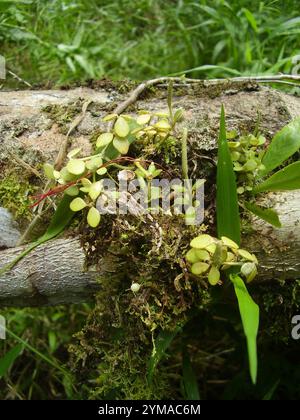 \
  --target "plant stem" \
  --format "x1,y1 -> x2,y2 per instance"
181,128 -> 189,180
